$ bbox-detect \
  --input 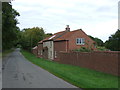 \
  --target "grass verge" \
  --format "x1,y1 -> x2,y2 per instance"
21,50 -> 119,88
